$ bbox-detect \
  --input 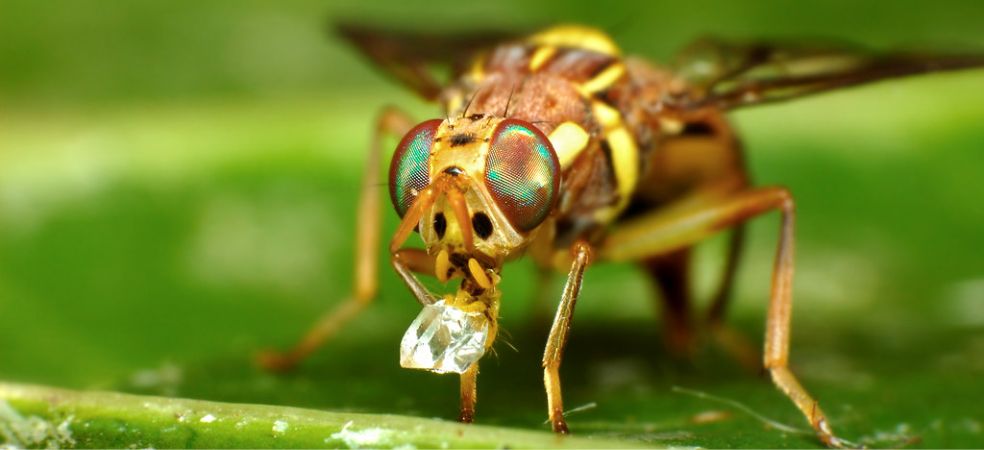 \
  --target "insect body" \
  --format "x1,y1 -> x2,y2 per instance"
259,24 -> 984,448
